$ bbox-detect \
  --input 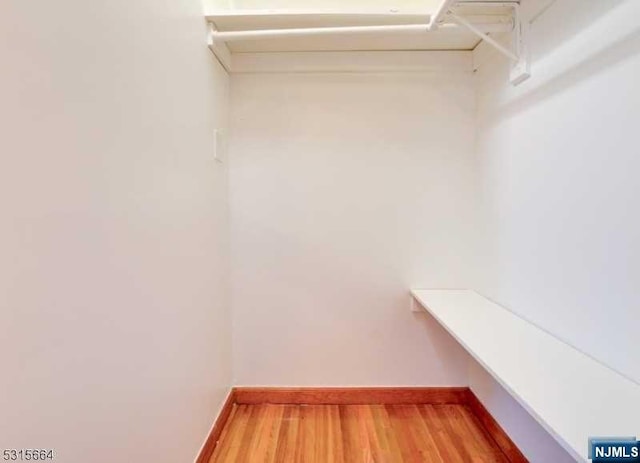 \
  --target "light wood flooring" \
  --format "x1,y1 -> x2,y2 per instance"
209,403 -> 511,463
